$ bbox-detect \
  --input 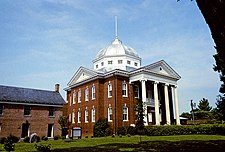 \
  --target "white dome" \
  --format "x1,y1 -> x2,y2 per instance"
95,38 -> 140,60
